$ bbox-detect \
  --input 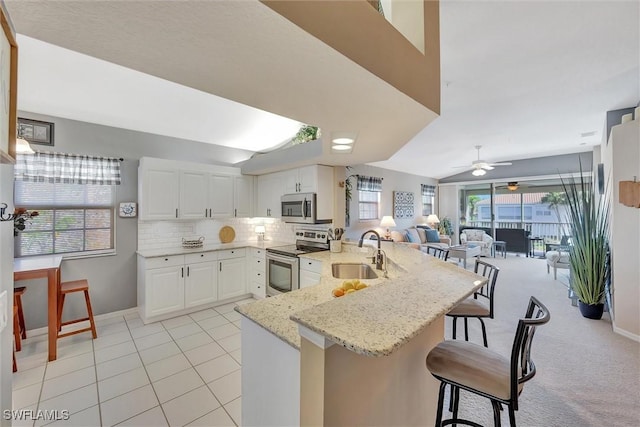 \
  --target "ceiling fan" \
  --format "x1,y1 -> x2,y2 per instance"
465,145 -> 513,176
495,181 -> 530,191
